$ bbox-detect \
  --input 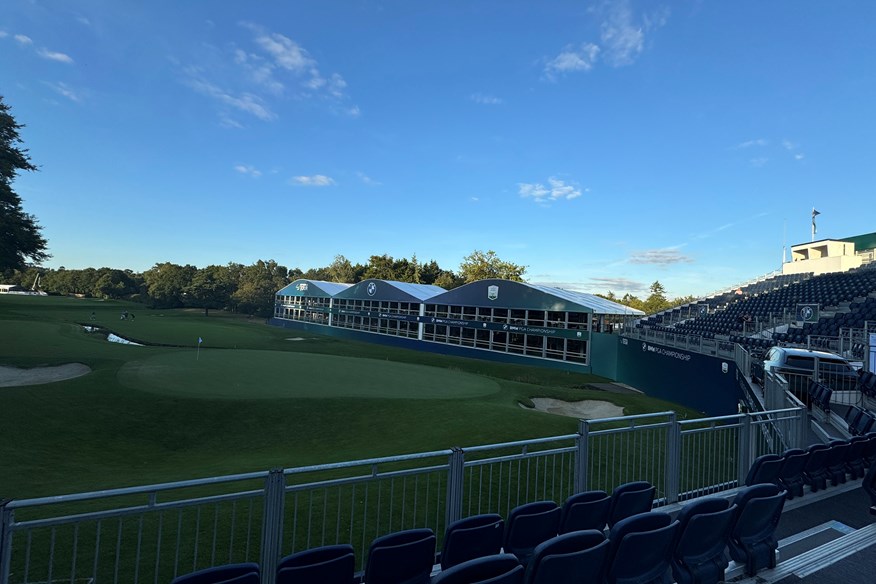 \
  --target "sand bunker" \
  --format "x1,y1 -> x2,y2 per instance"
286,337 -> 307,341
522,397 -> 624,419
0,363 -> 92,387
